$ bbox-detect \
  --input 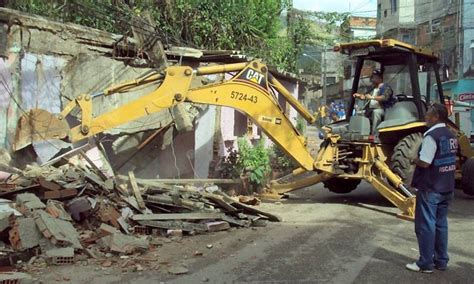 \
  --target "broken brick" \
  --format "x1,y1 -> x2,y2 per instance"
96,203 -> 121,228
38,177 -> 62,191
45,200 -> 72,221
98,223 -> 120,237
